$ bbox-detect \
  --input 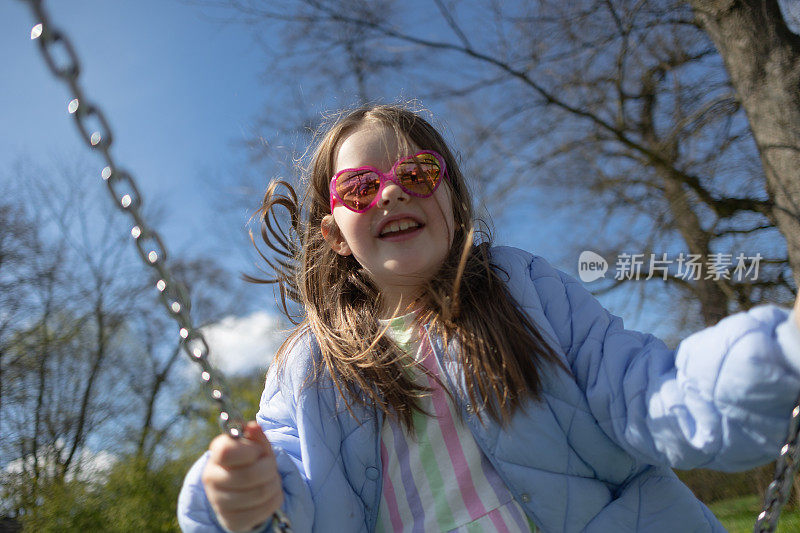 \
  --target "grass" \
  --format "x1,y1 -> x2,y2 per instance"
709,495 -> 800,532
